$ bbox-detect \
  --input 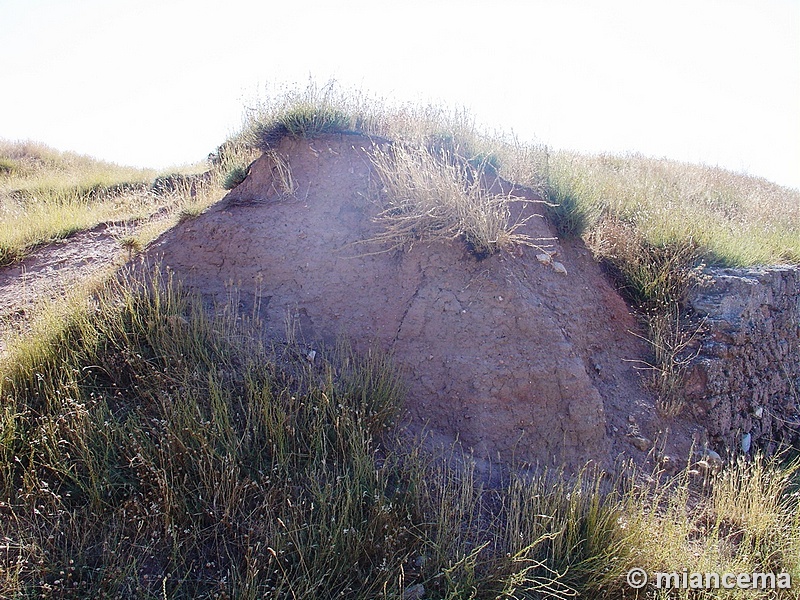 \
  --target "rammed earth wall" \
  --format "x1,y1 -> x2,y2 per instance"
147,133 -> 704,472
683,265 -> 800,456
